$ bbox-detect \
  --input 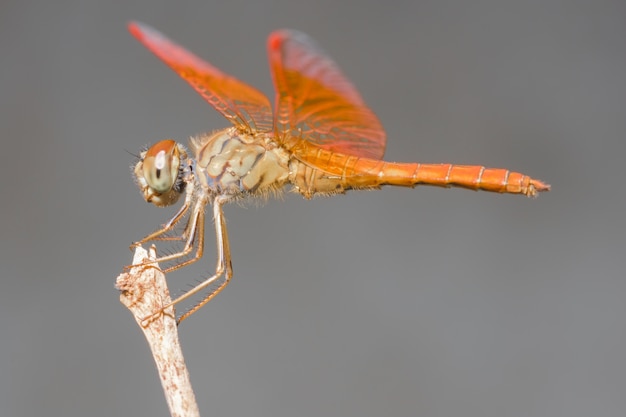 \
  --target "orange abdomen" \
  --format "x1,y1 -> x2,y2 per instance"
294,145 -> 550,197
352,160 -> 550,197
